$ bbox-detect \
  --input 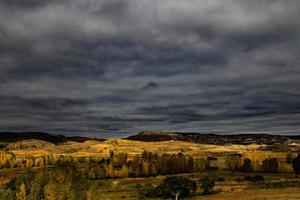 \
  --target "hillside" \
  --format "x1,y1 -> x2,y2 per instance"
0,132 -> 300,173
0,132 -> 67,144
1,131 -> 300,146
127,131 -> 300,145
0,132 -> 106,145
